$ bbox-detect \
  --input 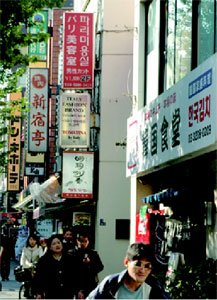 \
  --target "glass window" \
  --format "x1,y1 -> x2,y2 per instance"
175,0 -> 192,82
198,0 -> 215,65
166,0 -> 192,89
146,0 -> 160,103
